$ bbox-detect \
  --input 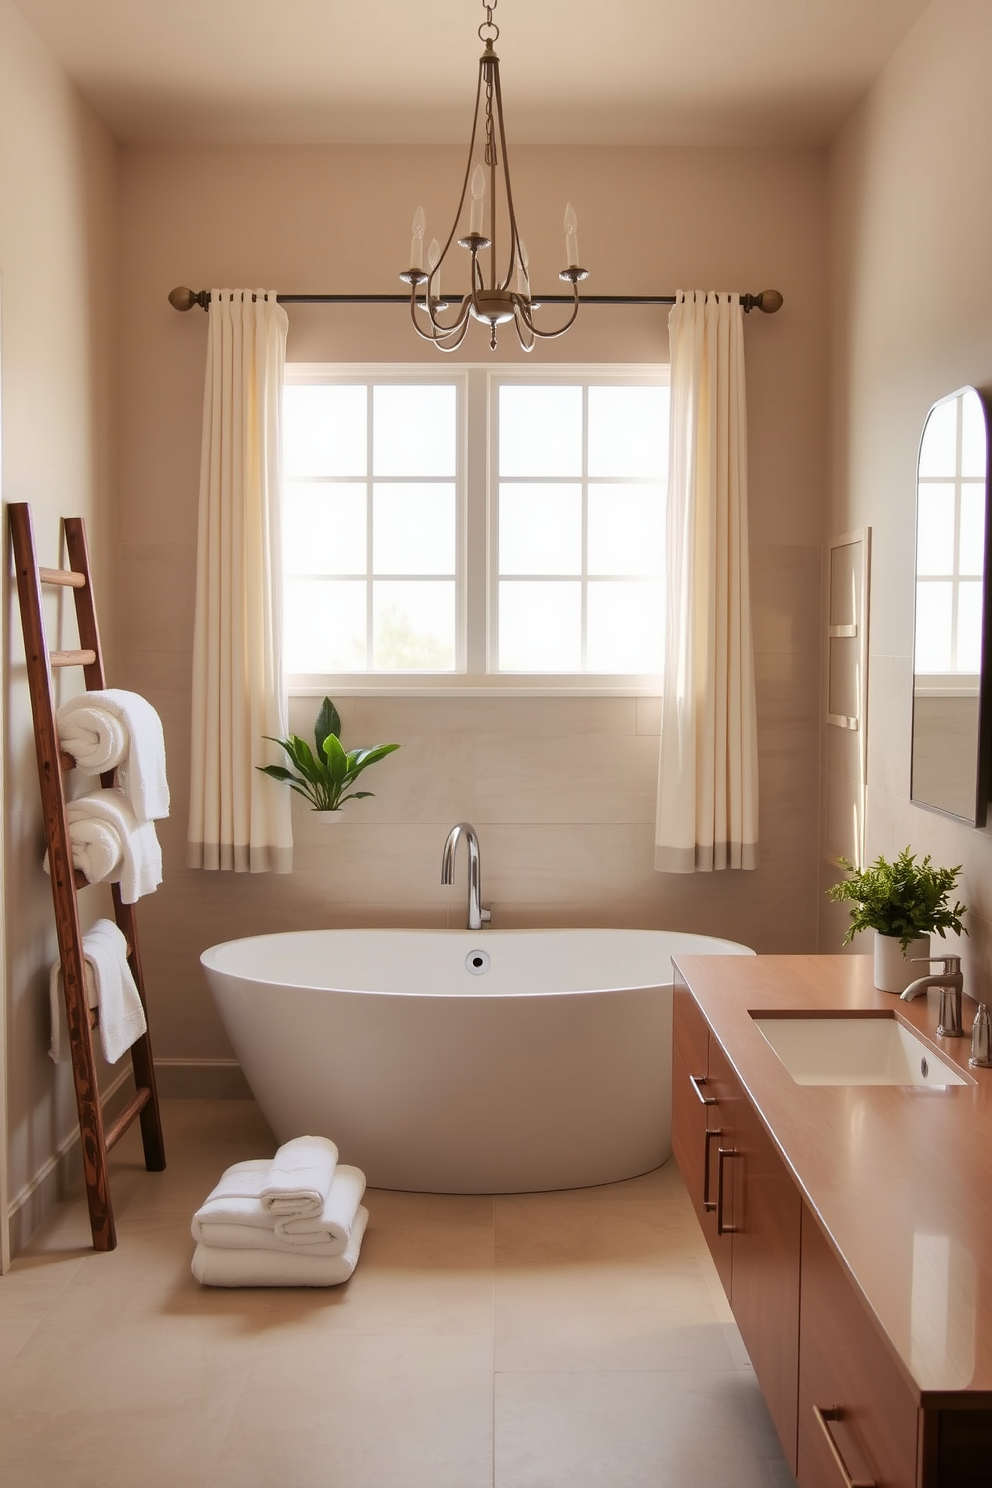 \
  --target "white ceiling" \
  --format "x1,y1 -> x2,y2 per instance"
13,0 -> 931,147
